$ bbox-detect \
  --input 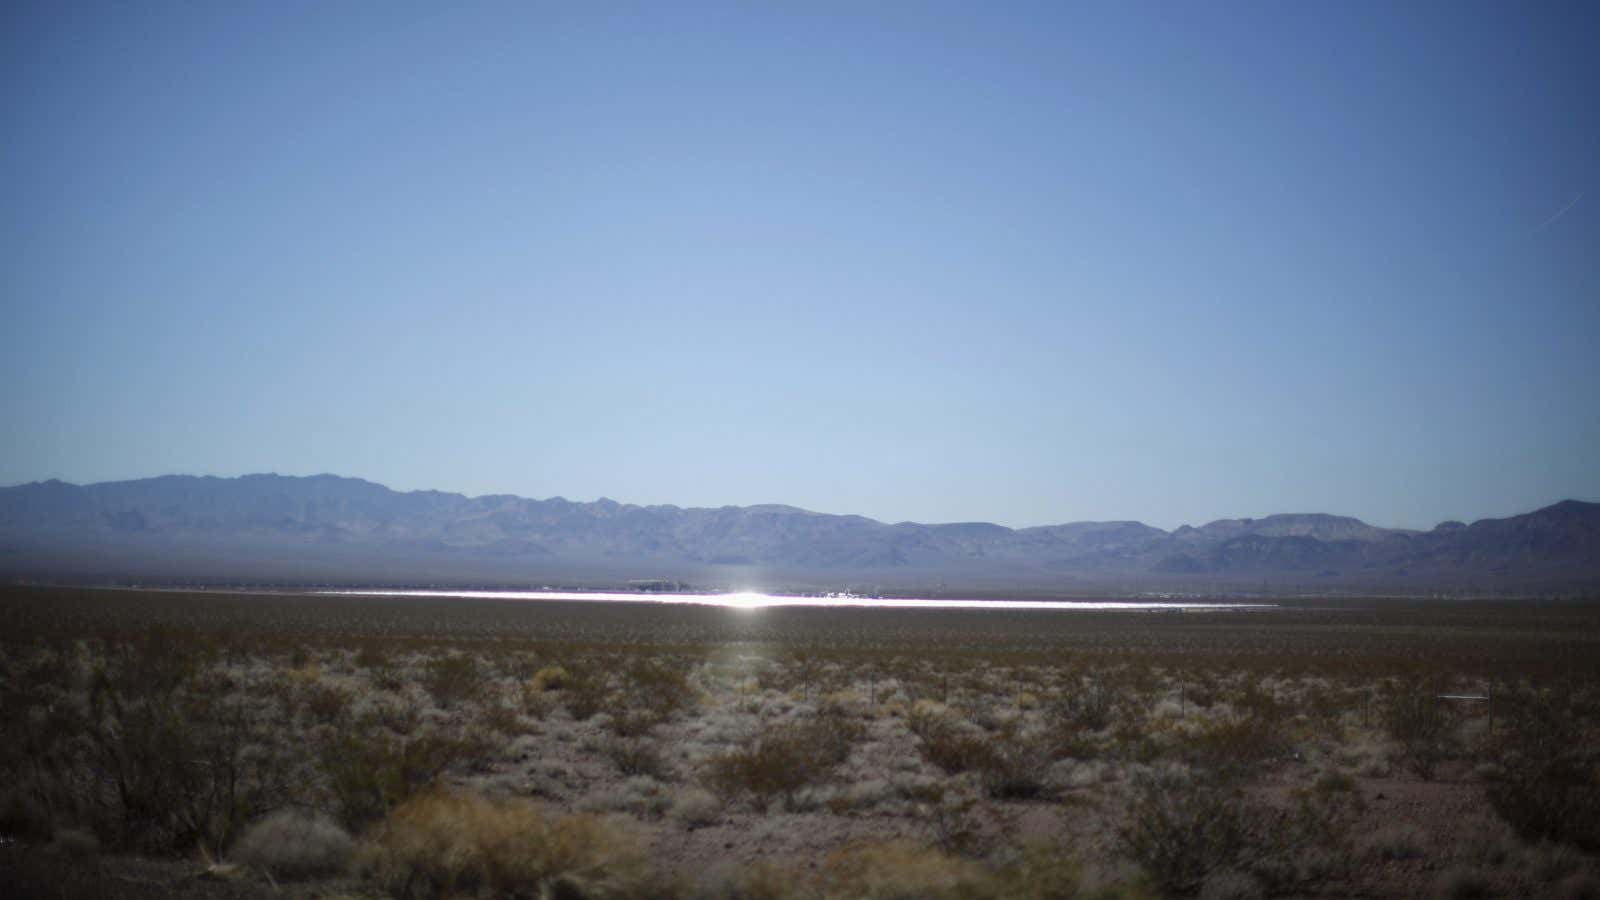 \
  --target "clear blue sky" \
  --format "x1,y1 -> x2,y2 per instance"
3,1 -> 1596,530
